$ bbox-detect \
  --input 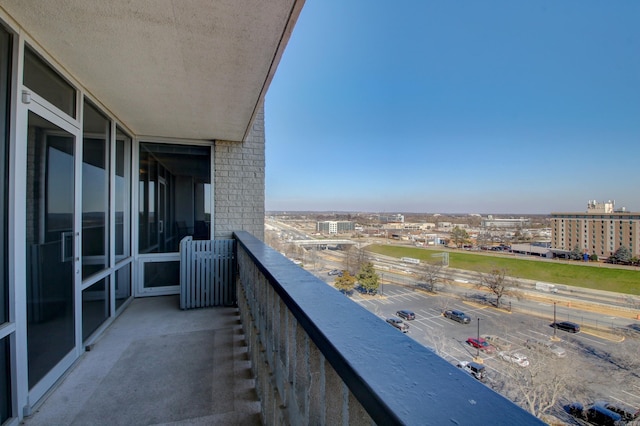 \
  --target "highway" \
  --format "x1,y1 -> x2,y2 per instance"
313,249 -> 640,335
